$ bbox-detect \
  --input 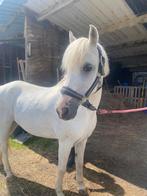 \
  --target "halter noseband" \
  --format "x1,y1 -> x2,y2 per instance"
61,45 -> 105,111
